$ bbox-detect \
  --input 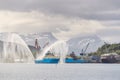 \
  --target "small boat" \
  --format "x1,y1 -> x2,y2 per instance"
35,58 -> 60,64
65,58 -> 88,63
35,58 -> 88,64
101,53 -> 120,63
